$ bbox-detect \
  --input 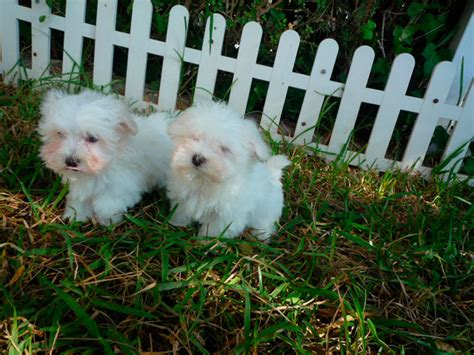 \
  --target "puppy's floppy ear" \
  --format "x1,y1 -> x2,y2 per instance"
167,110 -> 189,138
40,89 -> 66,115
114,101 -> 138,136
116,116 -> 138,136
242,119 -> 271,161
